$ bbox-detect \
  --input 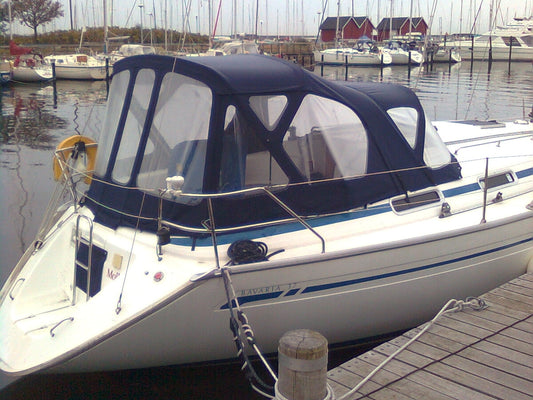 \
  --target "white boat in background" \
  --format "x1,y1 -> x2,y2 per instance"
11,56 -> 54,82
314,40 -> 392,65
430,45 -> 462,63
107,44 -> 156,63
8,41 -> 53,82
0,60 -> 12,85
44,54 -> 111,80
202,40 -> 261,56
382,41 -> 424,65
0,54 -> 532,380
451,17 -> 533,61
